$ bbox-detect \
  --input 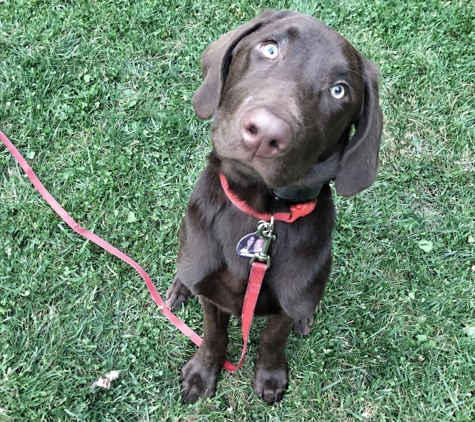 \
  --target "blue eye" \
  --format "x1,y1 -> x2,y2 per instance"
330,84 -> 346,99
261,43 -> 278,59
